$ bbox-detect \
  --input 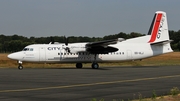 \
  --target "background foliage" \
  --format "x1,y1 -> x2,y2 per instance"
1,30 -> 180,52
